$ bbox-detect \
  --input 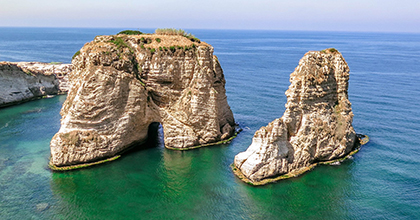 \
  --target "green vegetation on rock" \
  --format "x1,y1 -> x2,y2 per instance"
117,30 -> 143,35
329,48 -> 338,53
140,37 -> 152,44
169,46 -> 176,53
321,48 -> 338,53
110,37 -> 127,49
155,28 -> 187,36
155,28 -> 201,43
109,37 -> 134,54
72,50 -> 80,60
